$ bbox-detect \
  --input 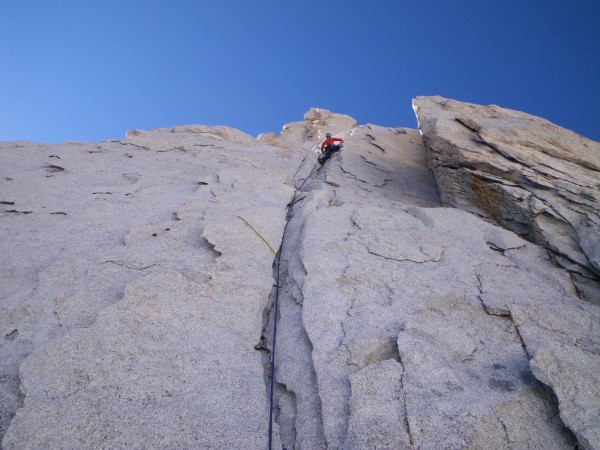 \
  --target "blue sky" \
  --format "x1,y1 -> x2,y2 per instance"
1,0 -> 599,143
